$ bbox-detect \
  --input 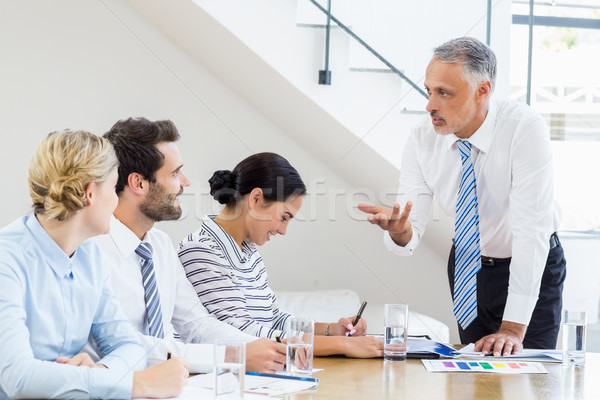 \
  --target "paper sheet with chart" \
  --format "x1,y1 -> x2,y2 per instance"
422,359 -> 548,374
